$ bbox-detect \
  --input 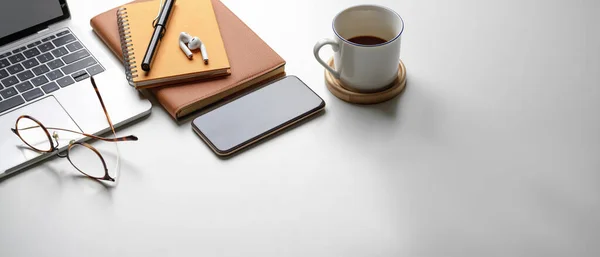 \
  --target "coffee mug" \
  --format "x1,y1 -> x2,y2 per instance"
314,5 -> 404,92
